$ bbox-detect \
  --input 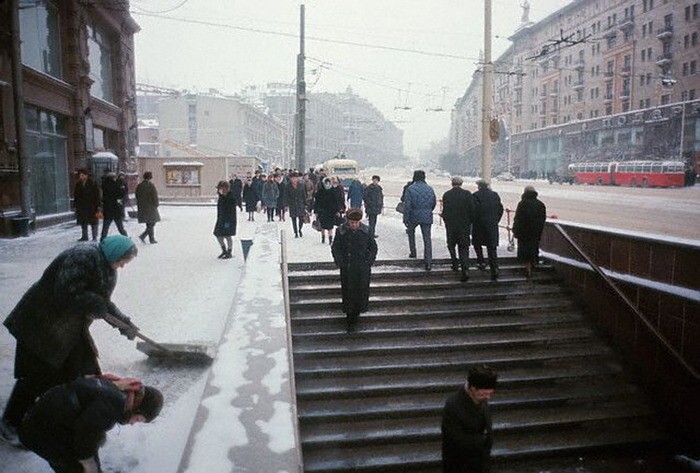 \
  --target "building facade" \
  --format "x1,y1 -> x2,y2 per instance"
0,0 -> 139,231
450,0 -> 700,176
264,84 -> 404,170
157,93 -> 286,166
